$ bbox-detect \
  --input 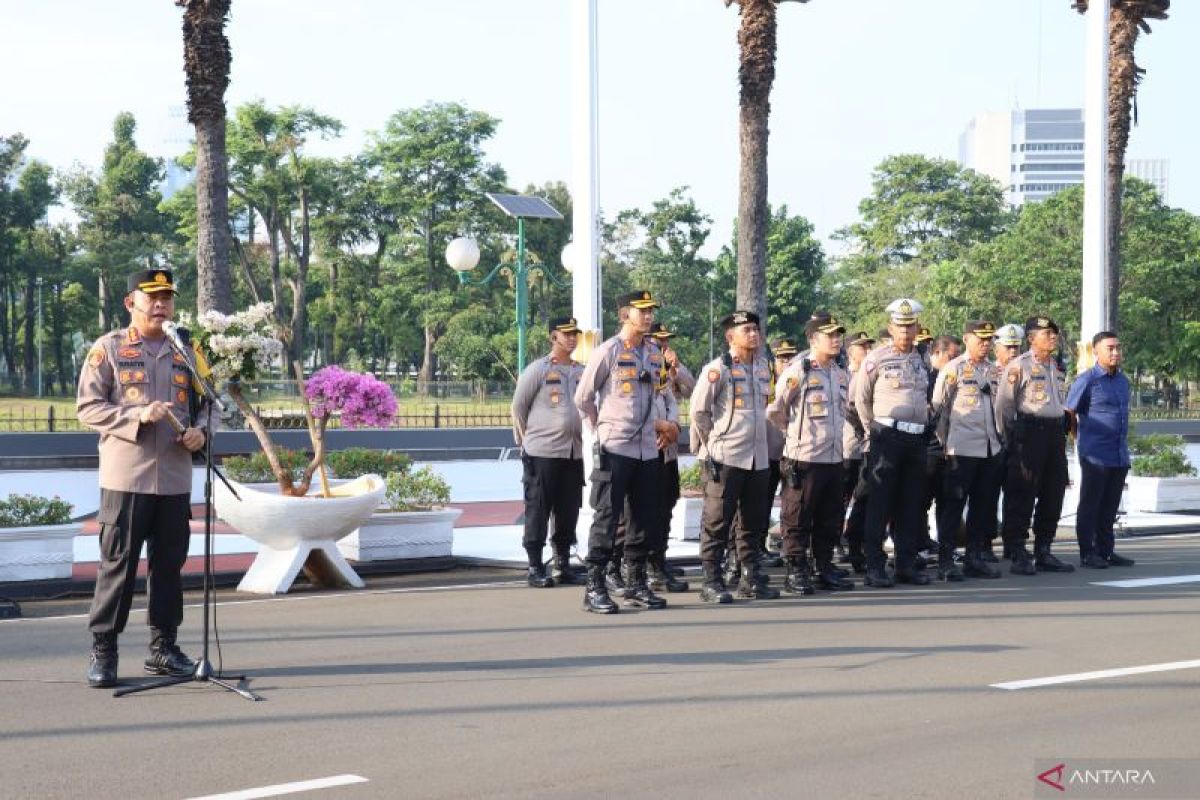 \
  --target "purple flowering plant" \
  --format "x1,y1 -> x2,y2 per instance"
304,366 -> 398,429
